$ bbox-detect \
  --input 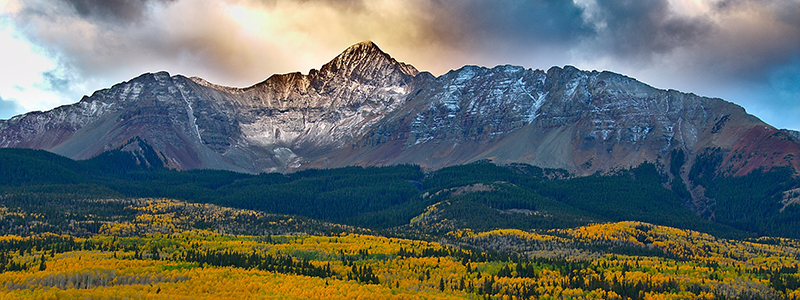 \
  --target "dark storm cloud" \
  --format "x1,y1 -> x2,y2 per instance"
361,0 -> 598,73
587,0 -> 713,62
63,0 -> 176,23
426,0 -> 594,47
